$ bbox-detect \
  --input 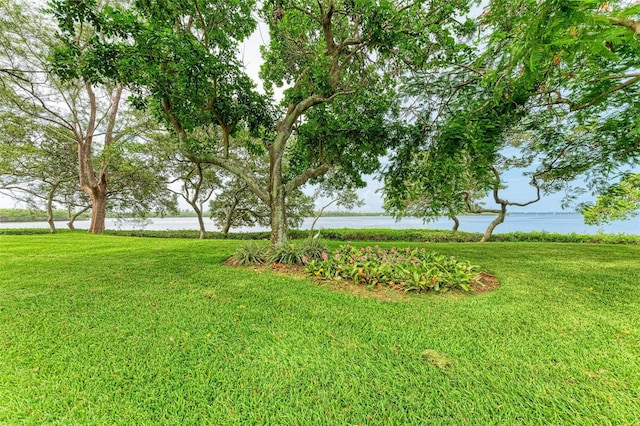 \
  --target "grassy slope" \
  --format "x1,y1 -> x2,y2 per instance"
1,234 -> 639,425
